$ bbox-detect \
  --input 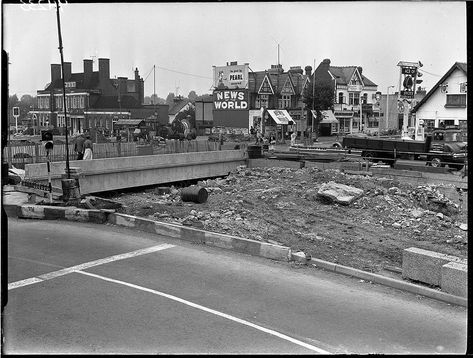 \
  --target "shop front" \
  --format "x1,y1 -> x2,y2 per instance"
314,110 -> 339,136
264,109 -> 295,142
